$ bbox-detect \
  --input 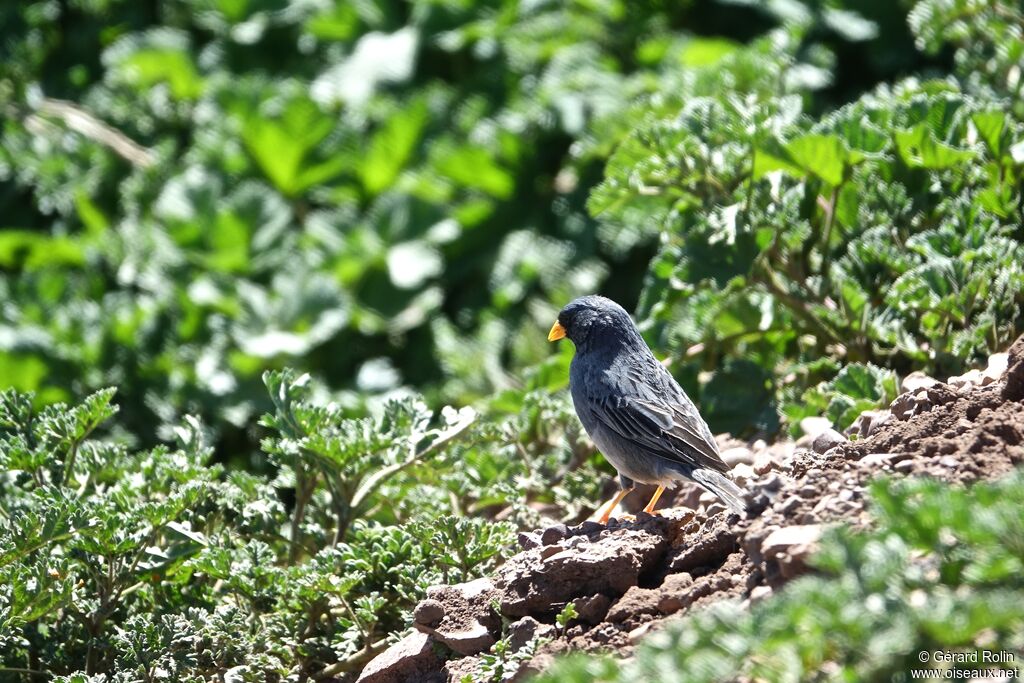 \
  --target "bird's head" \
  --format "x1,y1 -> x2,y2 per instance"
547,295 -> 639,349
